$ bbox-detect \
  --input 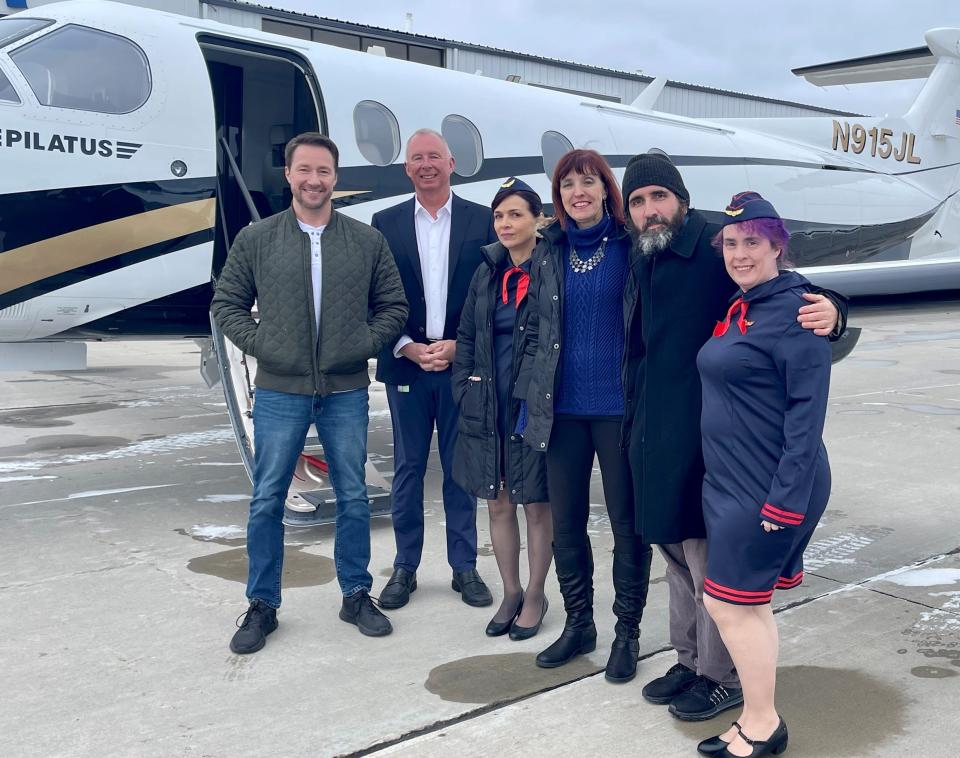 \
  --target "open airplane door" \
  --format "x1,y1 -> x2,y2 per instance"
210,112 -> 392,526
